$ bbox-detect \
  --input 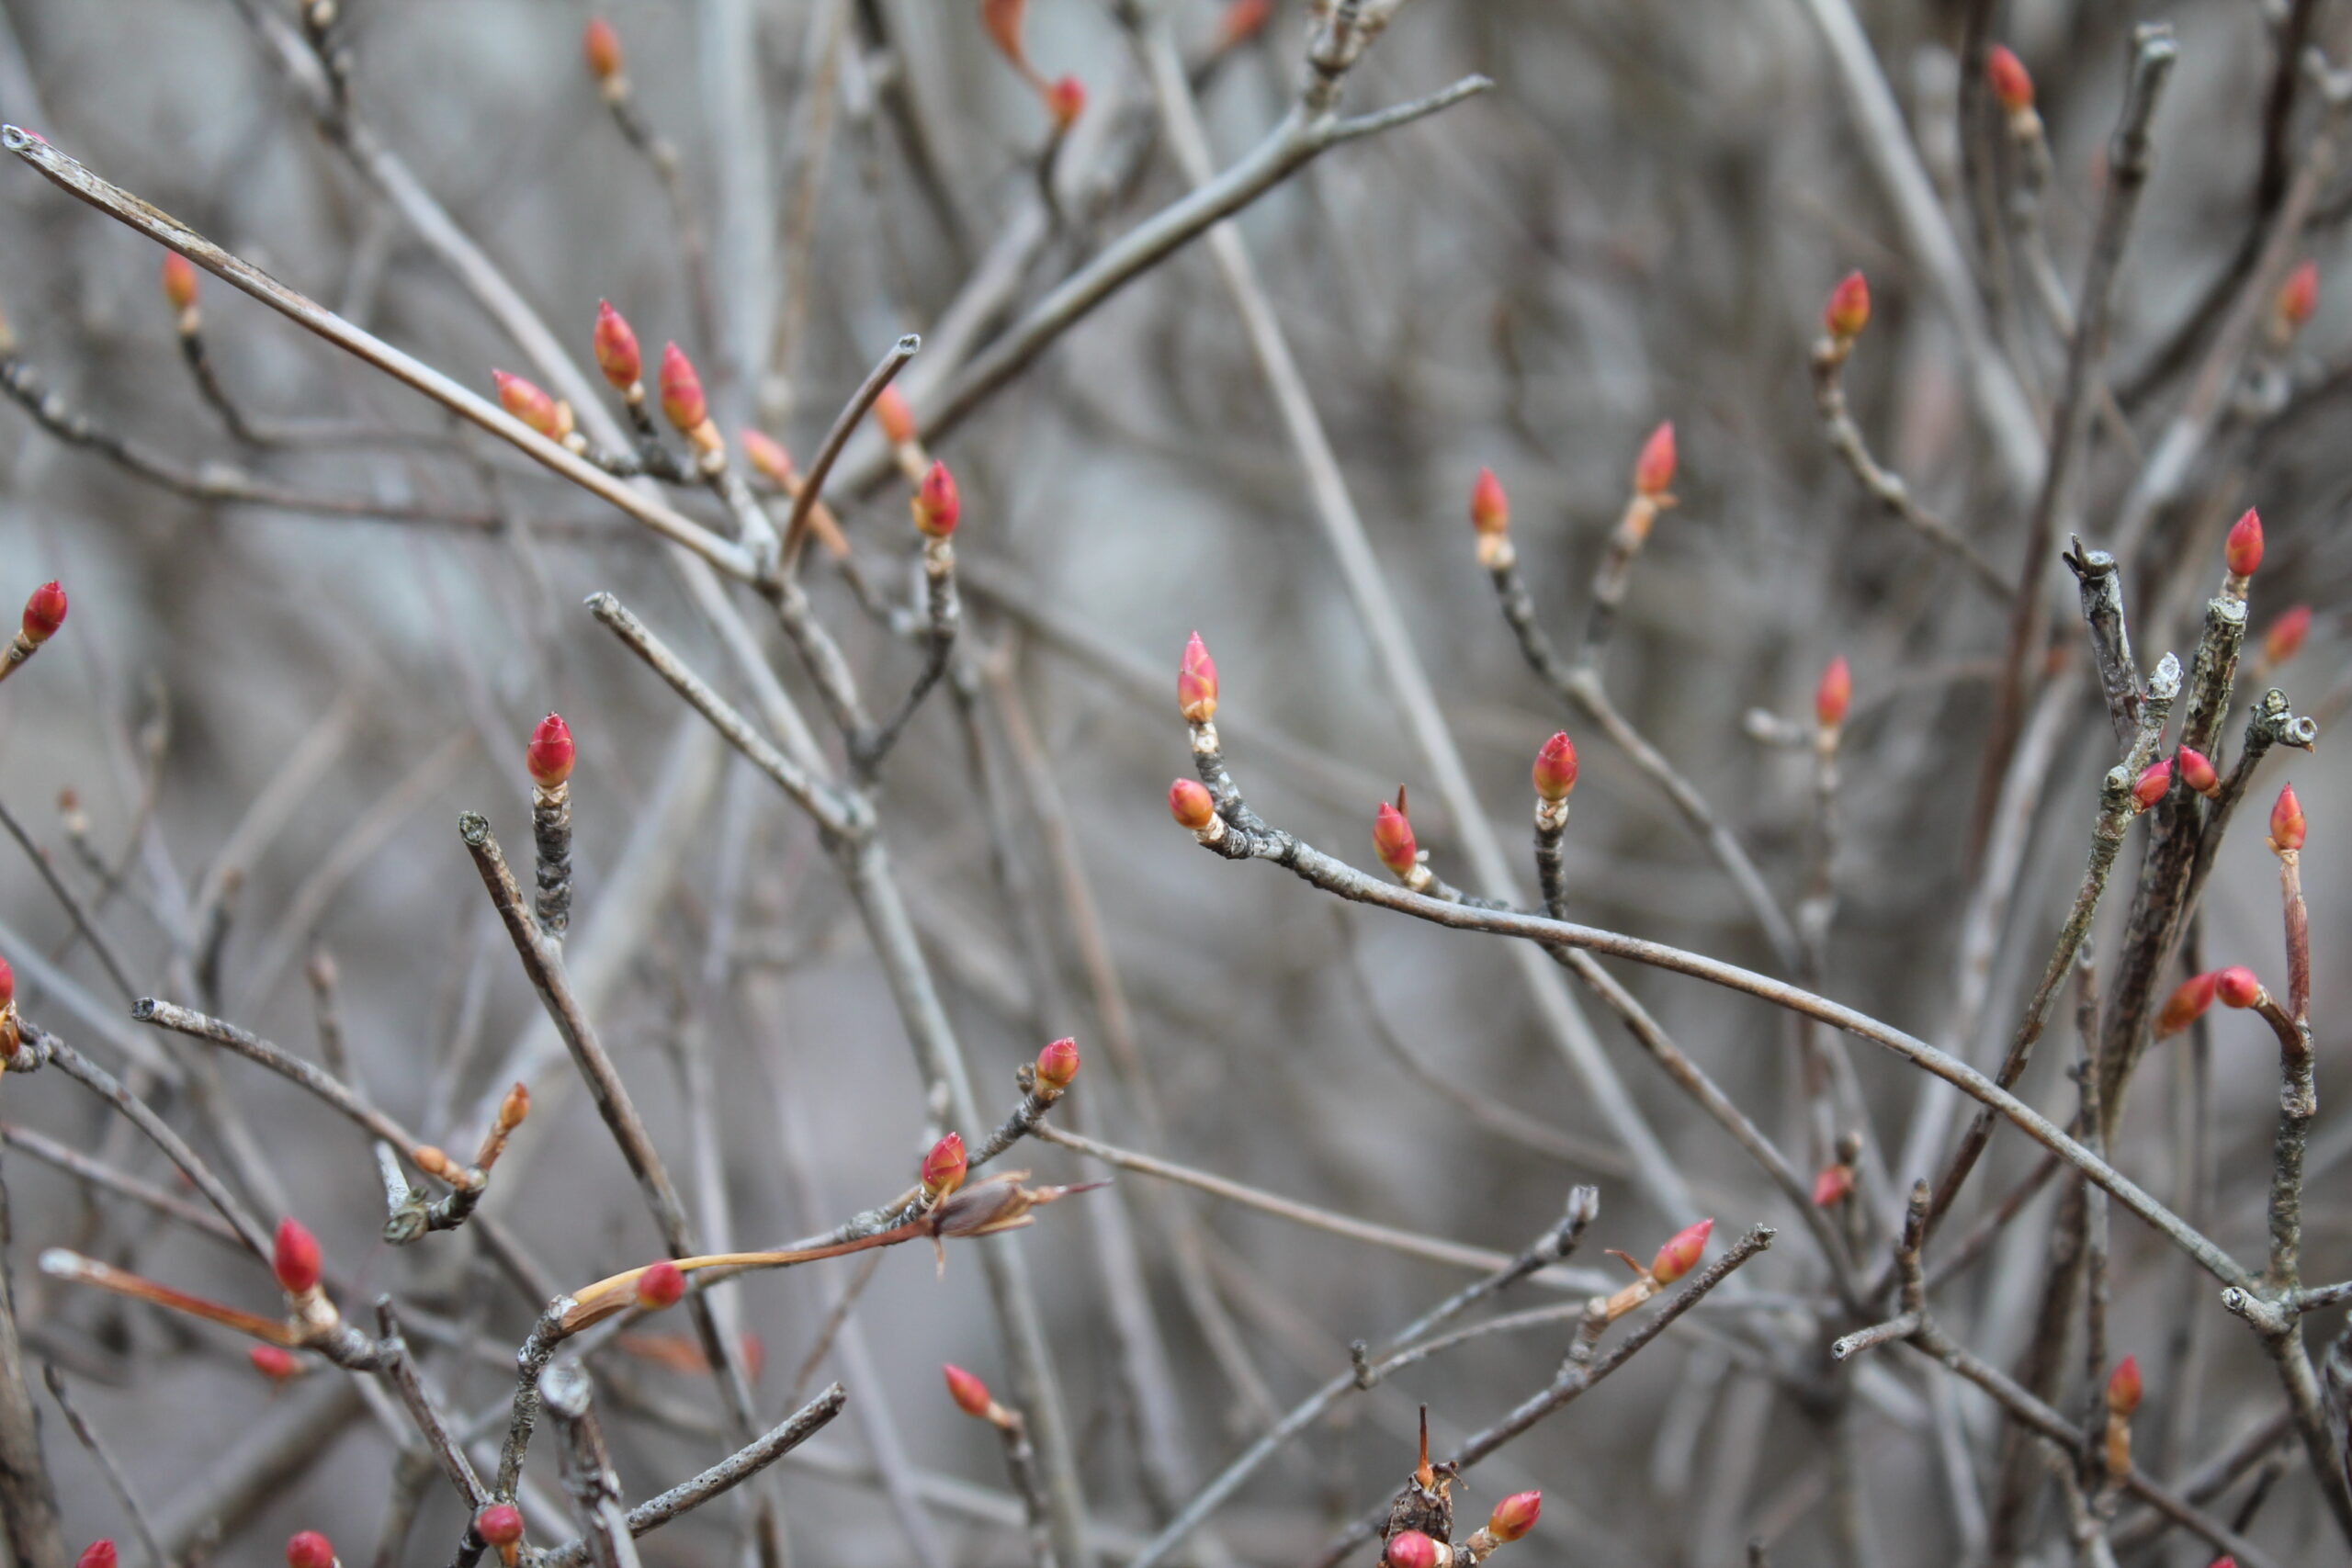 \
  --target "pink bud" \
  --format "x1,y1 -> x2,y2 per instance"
1532,732 -> 1578,803
475,1506 -> 524,1549
1650,1218 -> 1713,1284
1470,467 -> 1510,536
1044,75 -> 1086,130
1216,0 -> 1272,48
2226,509 -> 2264,578
2270,784 -> 2306,853
1035,1037 -> 1080,1092
76,1545 -> 115,1568
1385,1531 -> 1441,1568
874,385 -> 917,446
1986,45 -> 2033,114
2263,604 -> 2312,667
286,1532 -> 334,1568
1168,778 -> 1216,831
2216,966 -> 2262,1010
20,581 -> 66,645
741,429 -> 794,486
2176,746 -> 2220,799
273,1217 -> 322,1295
250,1346 -> 301,1382
1177,632 -> 1218,724
1633,422 -> 1677,498
922,1132 -> 967,1199
914,459 -> 960,538
492,371 -> 563,440
2278,260 -> 2319,330
658,342 -> 707,434
1811,1164 -> 1853,1207
160,253 -> 198,313
635,1260 -> 685,1310
1487,1491 -> 1542,1543
2106,1355 -> 2142,1416
0,954 -> 15,1011
1815,655 -> 1852,729
527,713 -> 576,789
980,0 -> 1028,66
944,1362 -> 992,1418
1824,271 -> 1870,340
1372,799 -> 1419,879
593,300 -> 641,389
2155,972 -> 2219,1038
2131,758 -> 2173,811
582,18 -> 623,81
